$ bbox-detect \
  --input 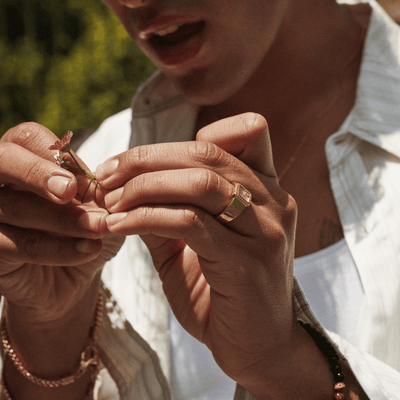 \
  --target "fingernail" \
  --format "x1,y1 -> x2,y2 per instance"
78,212 -> 105,232
47,176 -> 72,199
96,159 -> 119,182
106,213 -> 127,228
76,239 -> 95,254
105,188 -> 124,210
